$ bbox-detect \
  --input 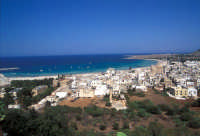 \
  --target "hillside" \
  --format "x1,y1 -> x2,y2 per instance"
191,49 -> 200,56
